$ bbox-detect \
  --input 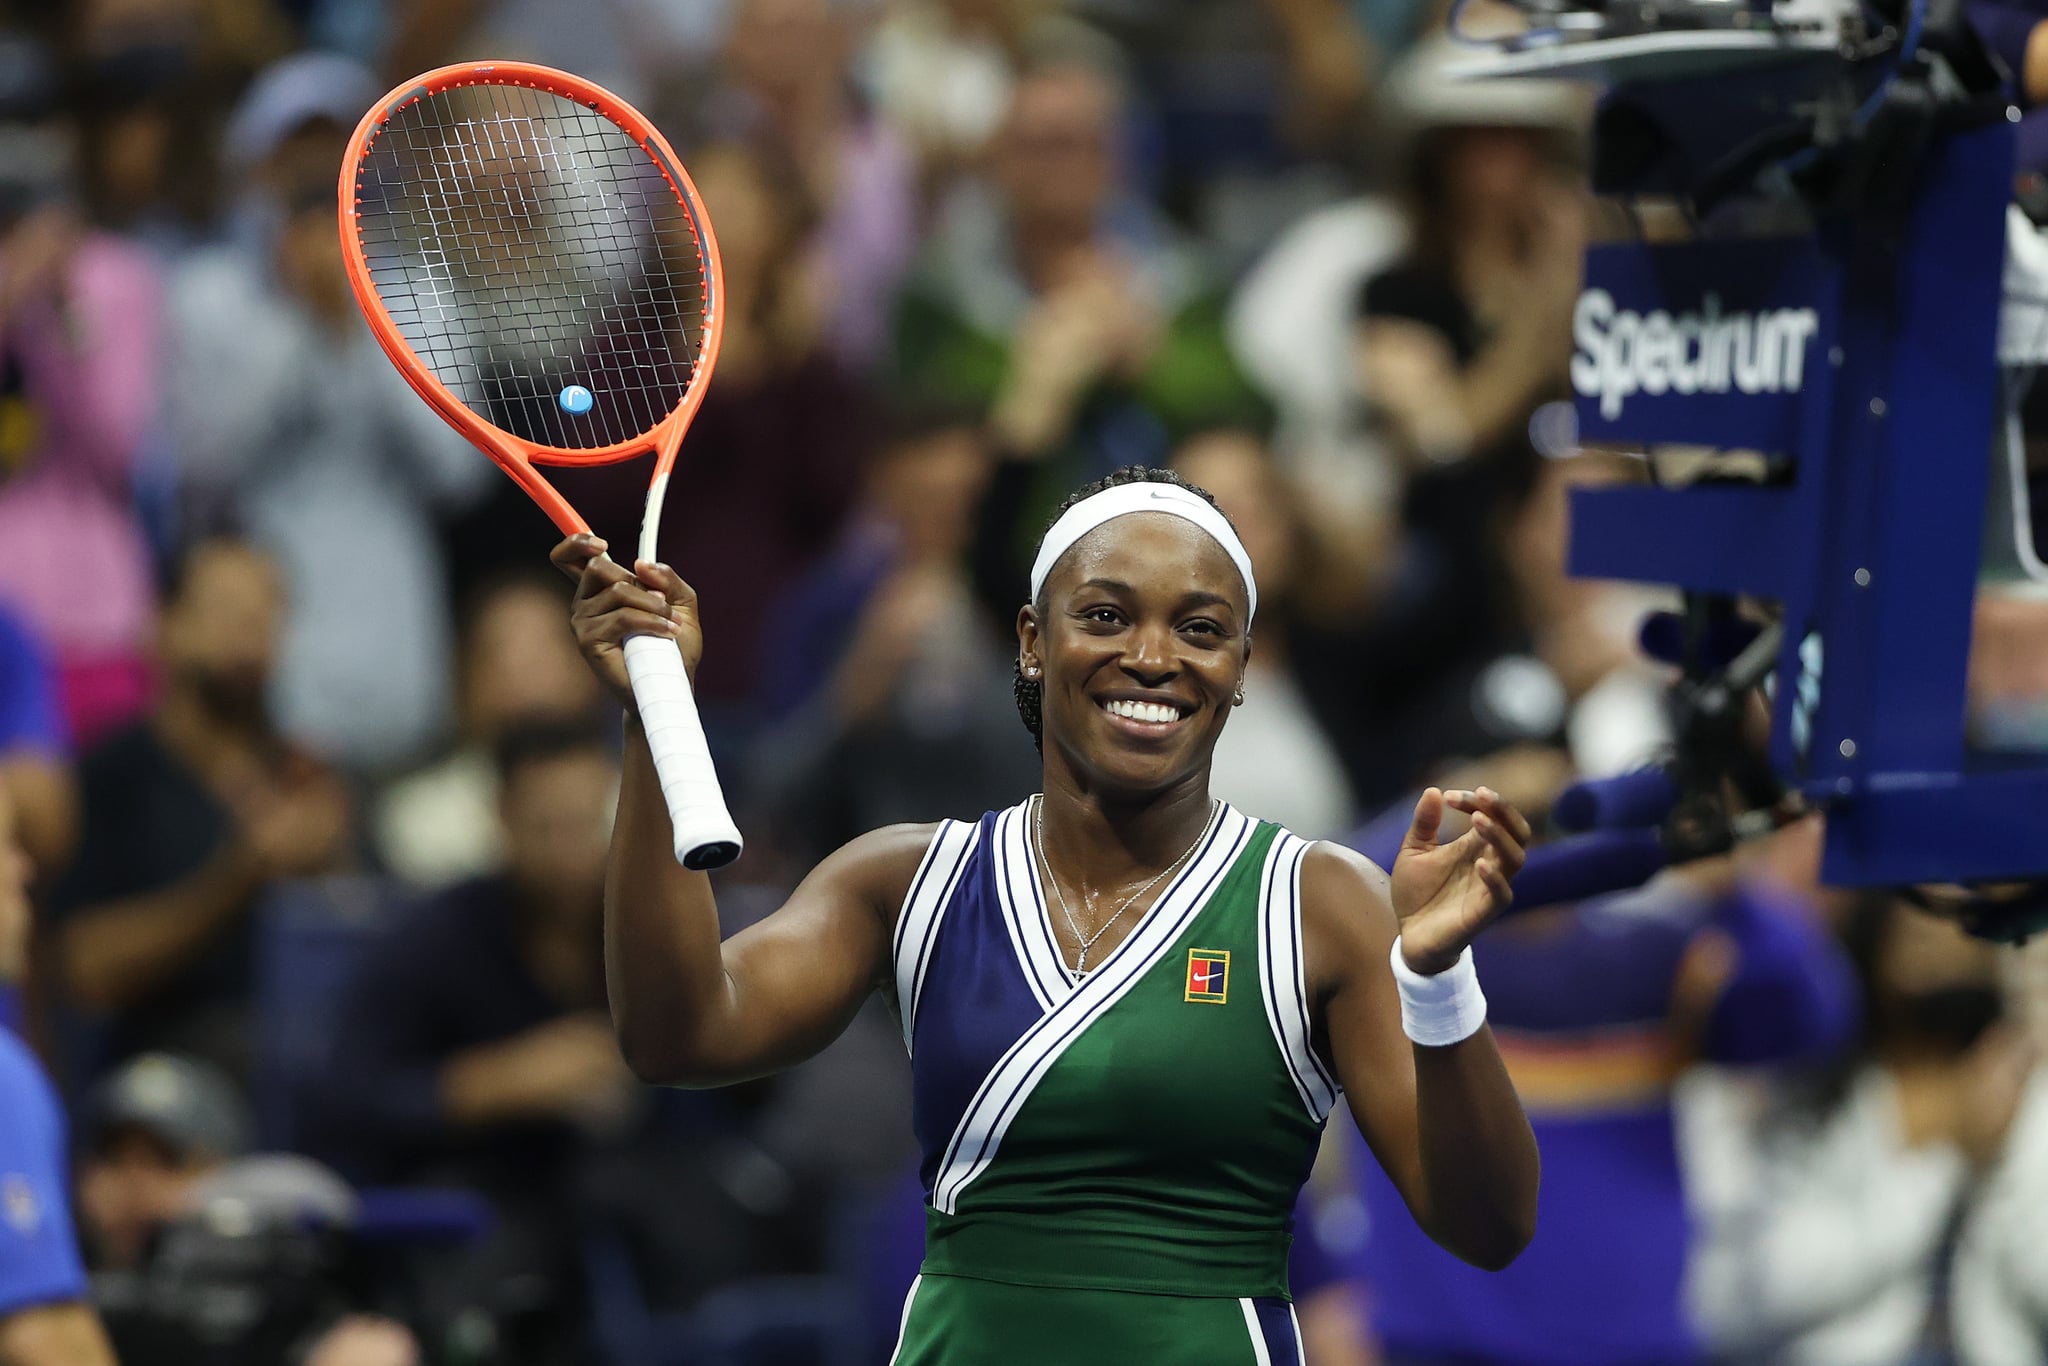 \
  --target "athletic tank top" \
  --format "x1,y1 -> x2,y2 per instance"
892,798 -> 1340,1300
